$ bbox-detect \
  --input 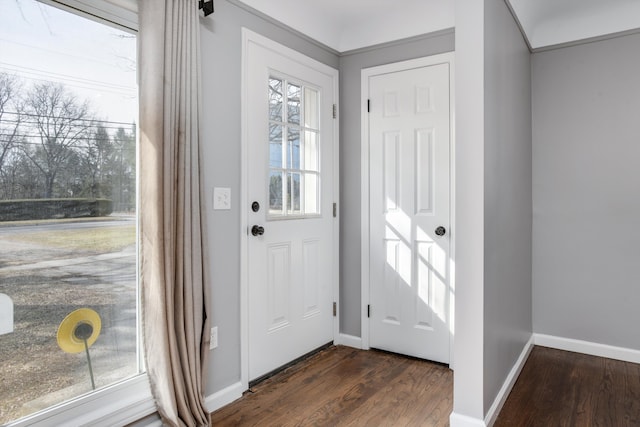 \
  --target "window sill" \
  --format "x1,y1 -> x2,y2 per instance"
8,374 -> 155,427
